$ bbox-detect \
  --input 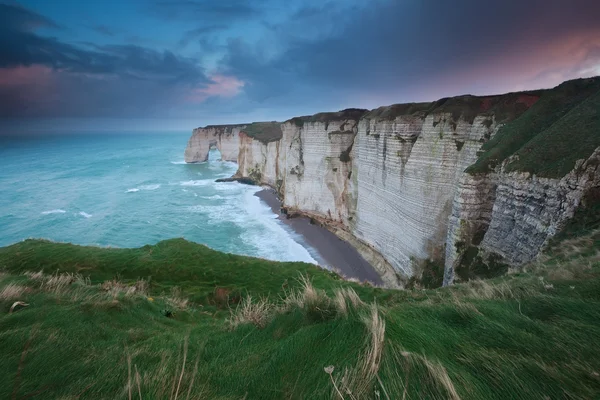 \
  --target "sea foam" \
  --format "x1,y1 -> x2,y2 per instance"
41,209 -> 66,215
